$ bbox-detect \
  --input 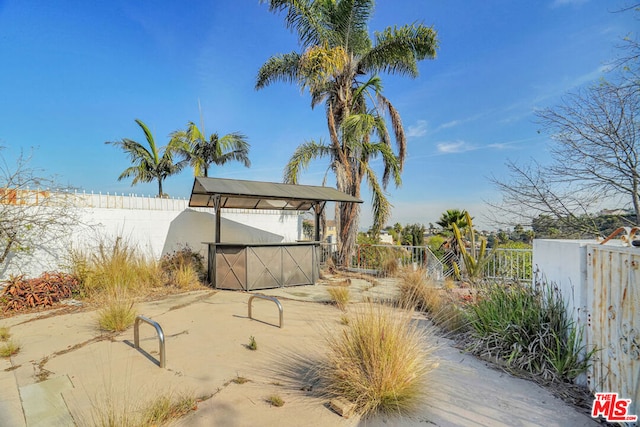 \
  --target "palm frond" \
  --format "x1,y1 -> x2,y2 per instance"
262,0 -> 329,47
362,163 -> 392,234
256,52 -> 303,90
284,139 -> 332,184
360,24 -> 439,77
